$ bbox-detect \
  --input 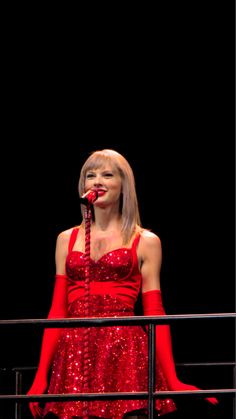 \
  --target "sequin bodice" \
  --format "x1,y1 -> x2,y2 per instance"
65,228 -> 142,309
66,248 -> 133,282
